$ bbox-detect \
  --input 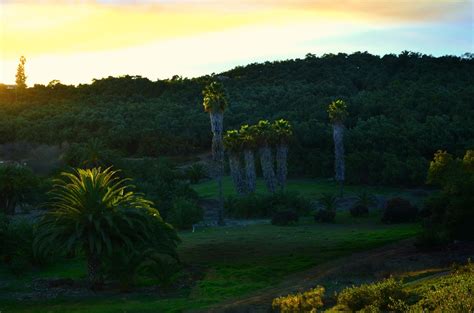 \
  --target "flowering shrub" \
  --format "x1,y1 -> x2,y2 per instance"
272,286 -> 324,313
